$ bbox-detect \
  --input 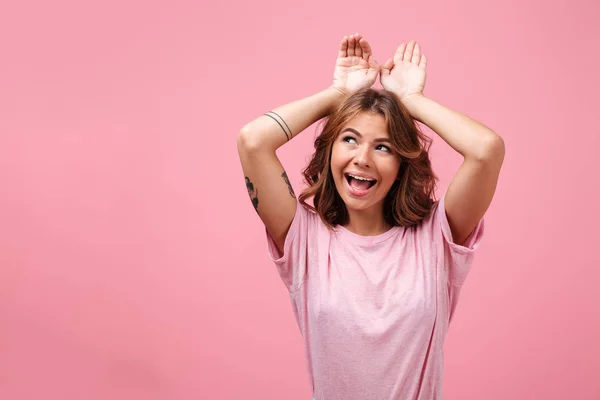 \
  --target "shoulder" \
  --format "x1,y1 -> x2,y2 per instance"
292,202 -> 330,237
413,197 -> 441,229
297,202 -> 331,227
